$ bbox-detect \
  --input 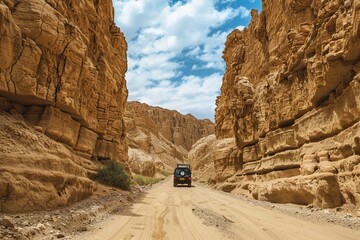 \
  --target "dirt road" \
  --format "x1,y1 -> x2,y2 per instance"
76,178 -> 360,240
